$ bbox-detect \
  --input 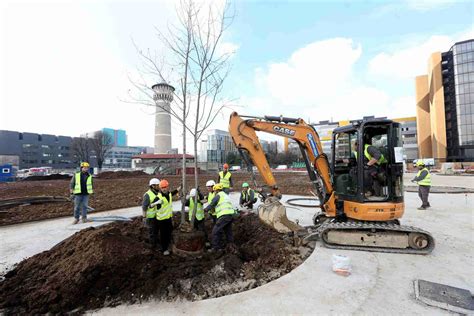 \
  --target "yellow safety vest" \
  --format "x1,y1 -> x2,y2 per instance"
188,198 -> 204,221
156,192 -> 173,220
145,190 -> 158,218
207,192 -> 216,216
215,191 -> 234,219
242,188 -> 255,202
417,168 -> 431,186
364,144 -> 387,165
219,171 -> 232,188
73,172 -> 93,194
